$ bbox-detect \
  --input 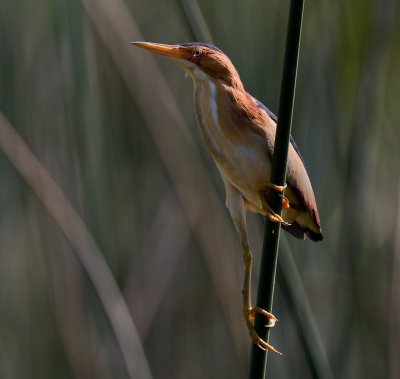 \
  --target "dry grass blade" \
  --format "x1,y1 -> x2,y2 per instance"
124,192 -> 191,340
0,111 -> 152,379
81,0 -> 248,361
279,238 -> 334,379
178,0 -> 214,43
